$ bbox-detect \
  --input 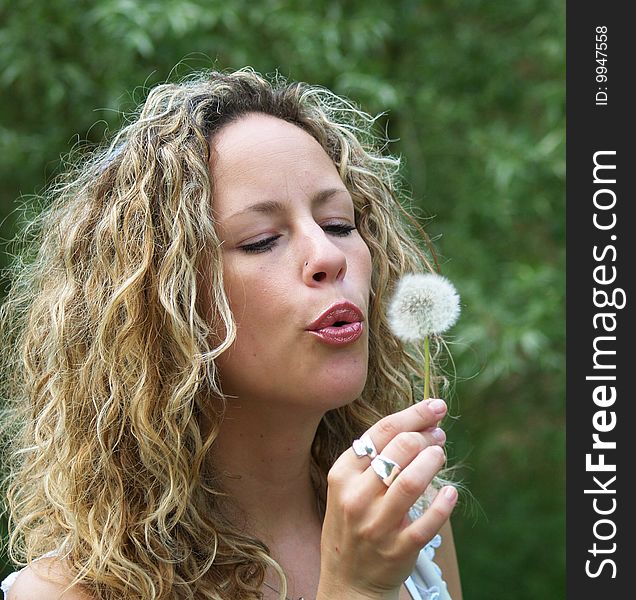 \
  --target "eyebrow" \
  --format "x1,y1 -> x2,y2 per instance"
226,188 -> 351,221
